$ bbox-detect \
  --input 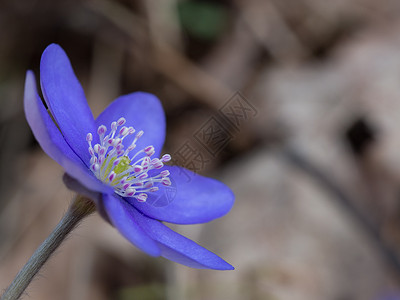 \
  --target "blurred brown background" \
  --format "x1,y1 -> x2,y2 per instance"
2,0 -> 400,299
